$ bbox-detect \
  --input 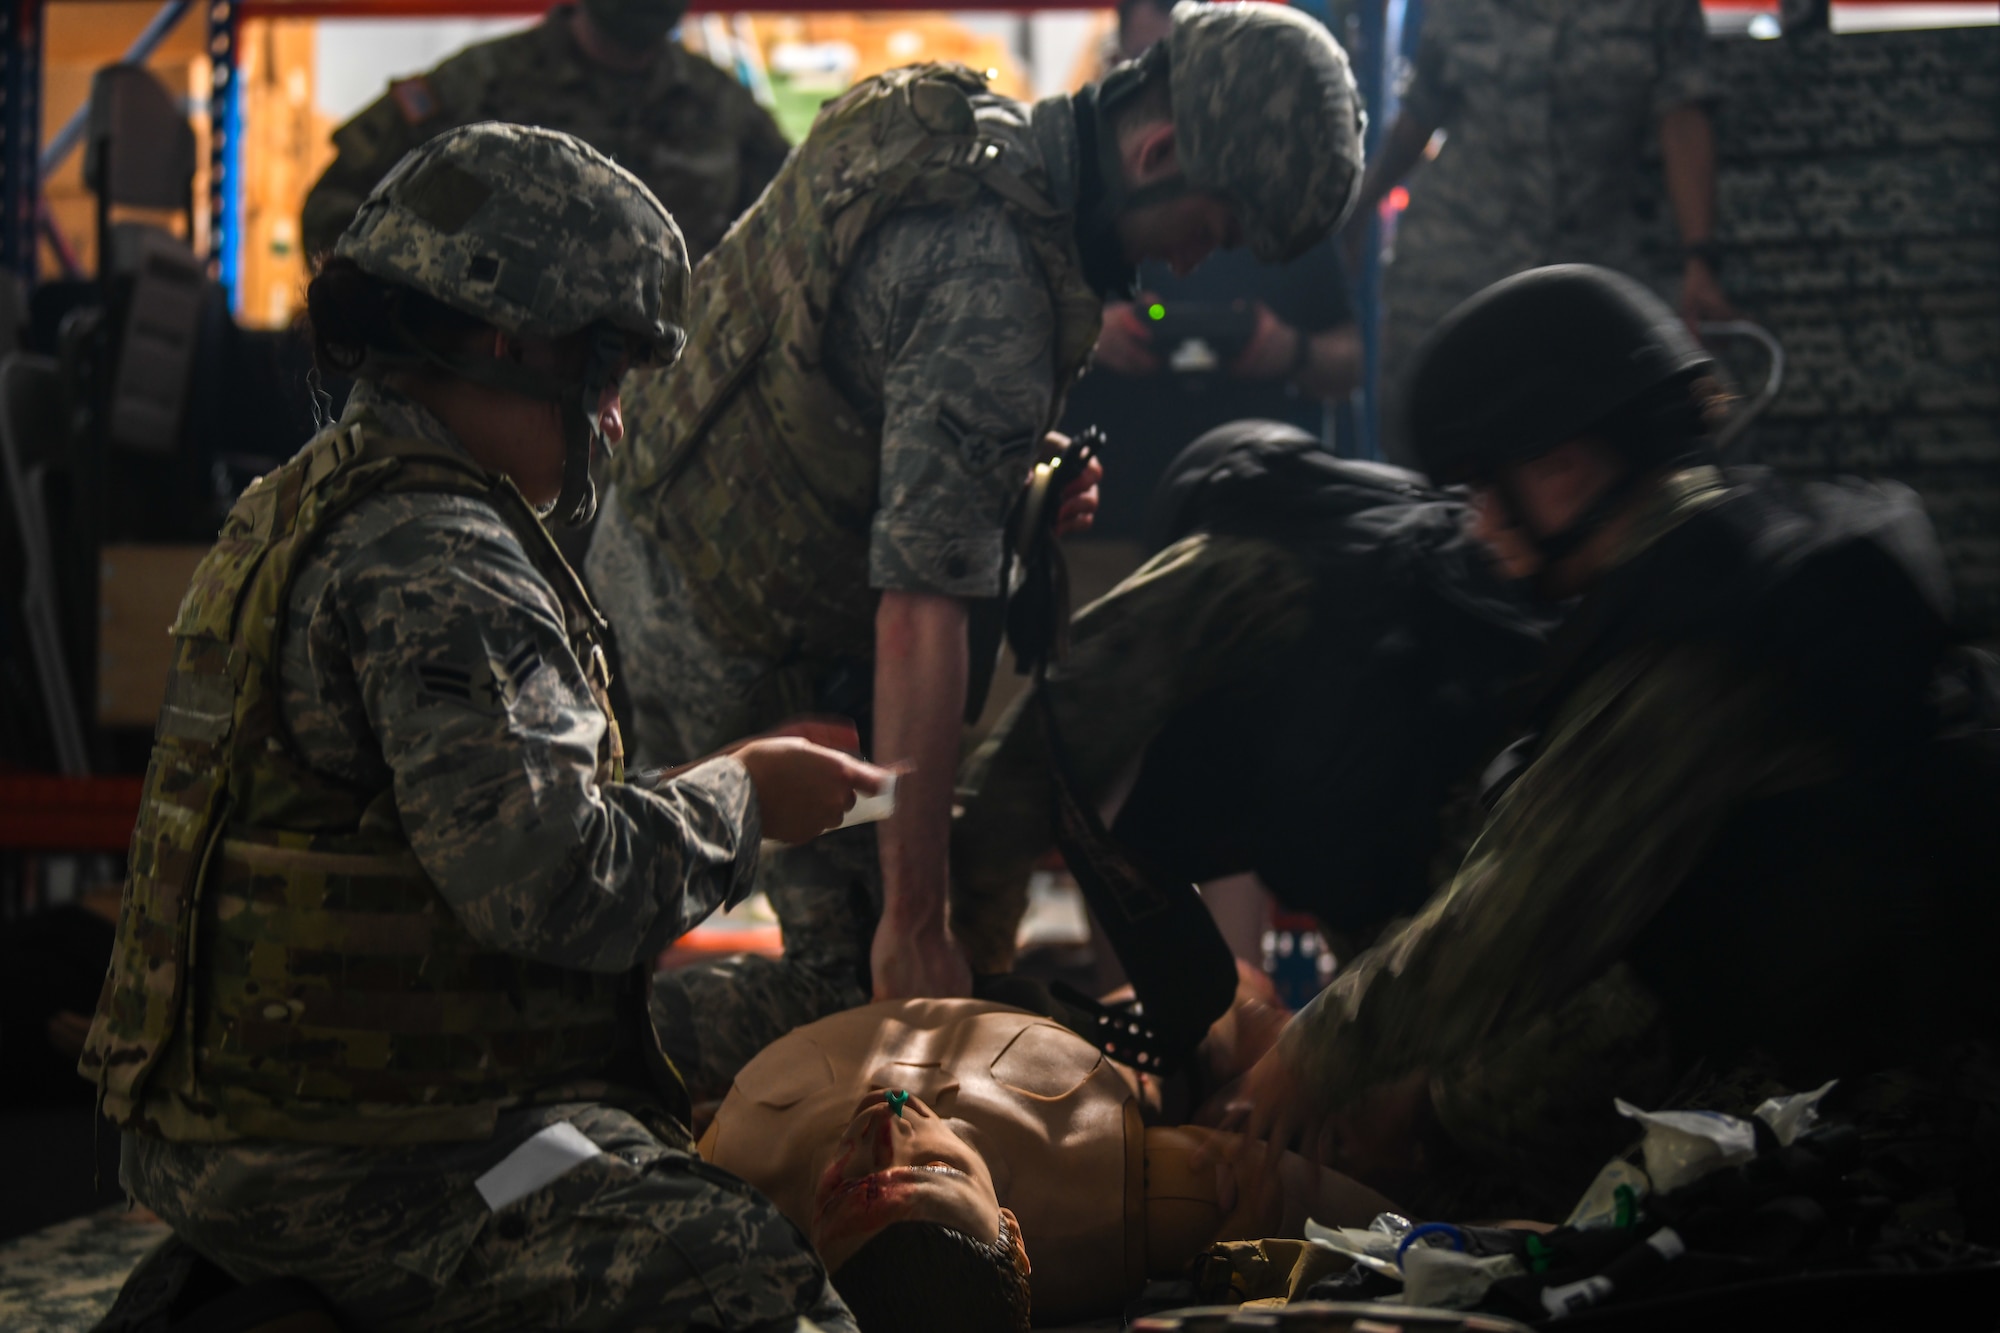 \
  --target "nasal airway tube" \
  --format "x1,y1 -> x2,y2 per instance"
837,772 -> 898,829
